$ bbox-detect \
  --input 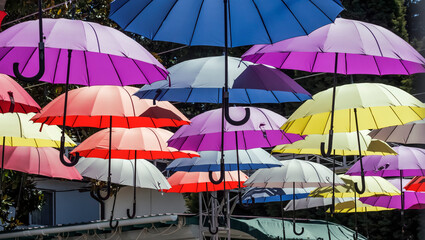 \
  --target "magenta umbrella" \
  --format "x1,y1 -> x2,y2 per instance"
168,106 -> 304,185
242,18 -> 425,197
359,178 -> 425,210
346,146 -> 425,236
0,18 -> 168,167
